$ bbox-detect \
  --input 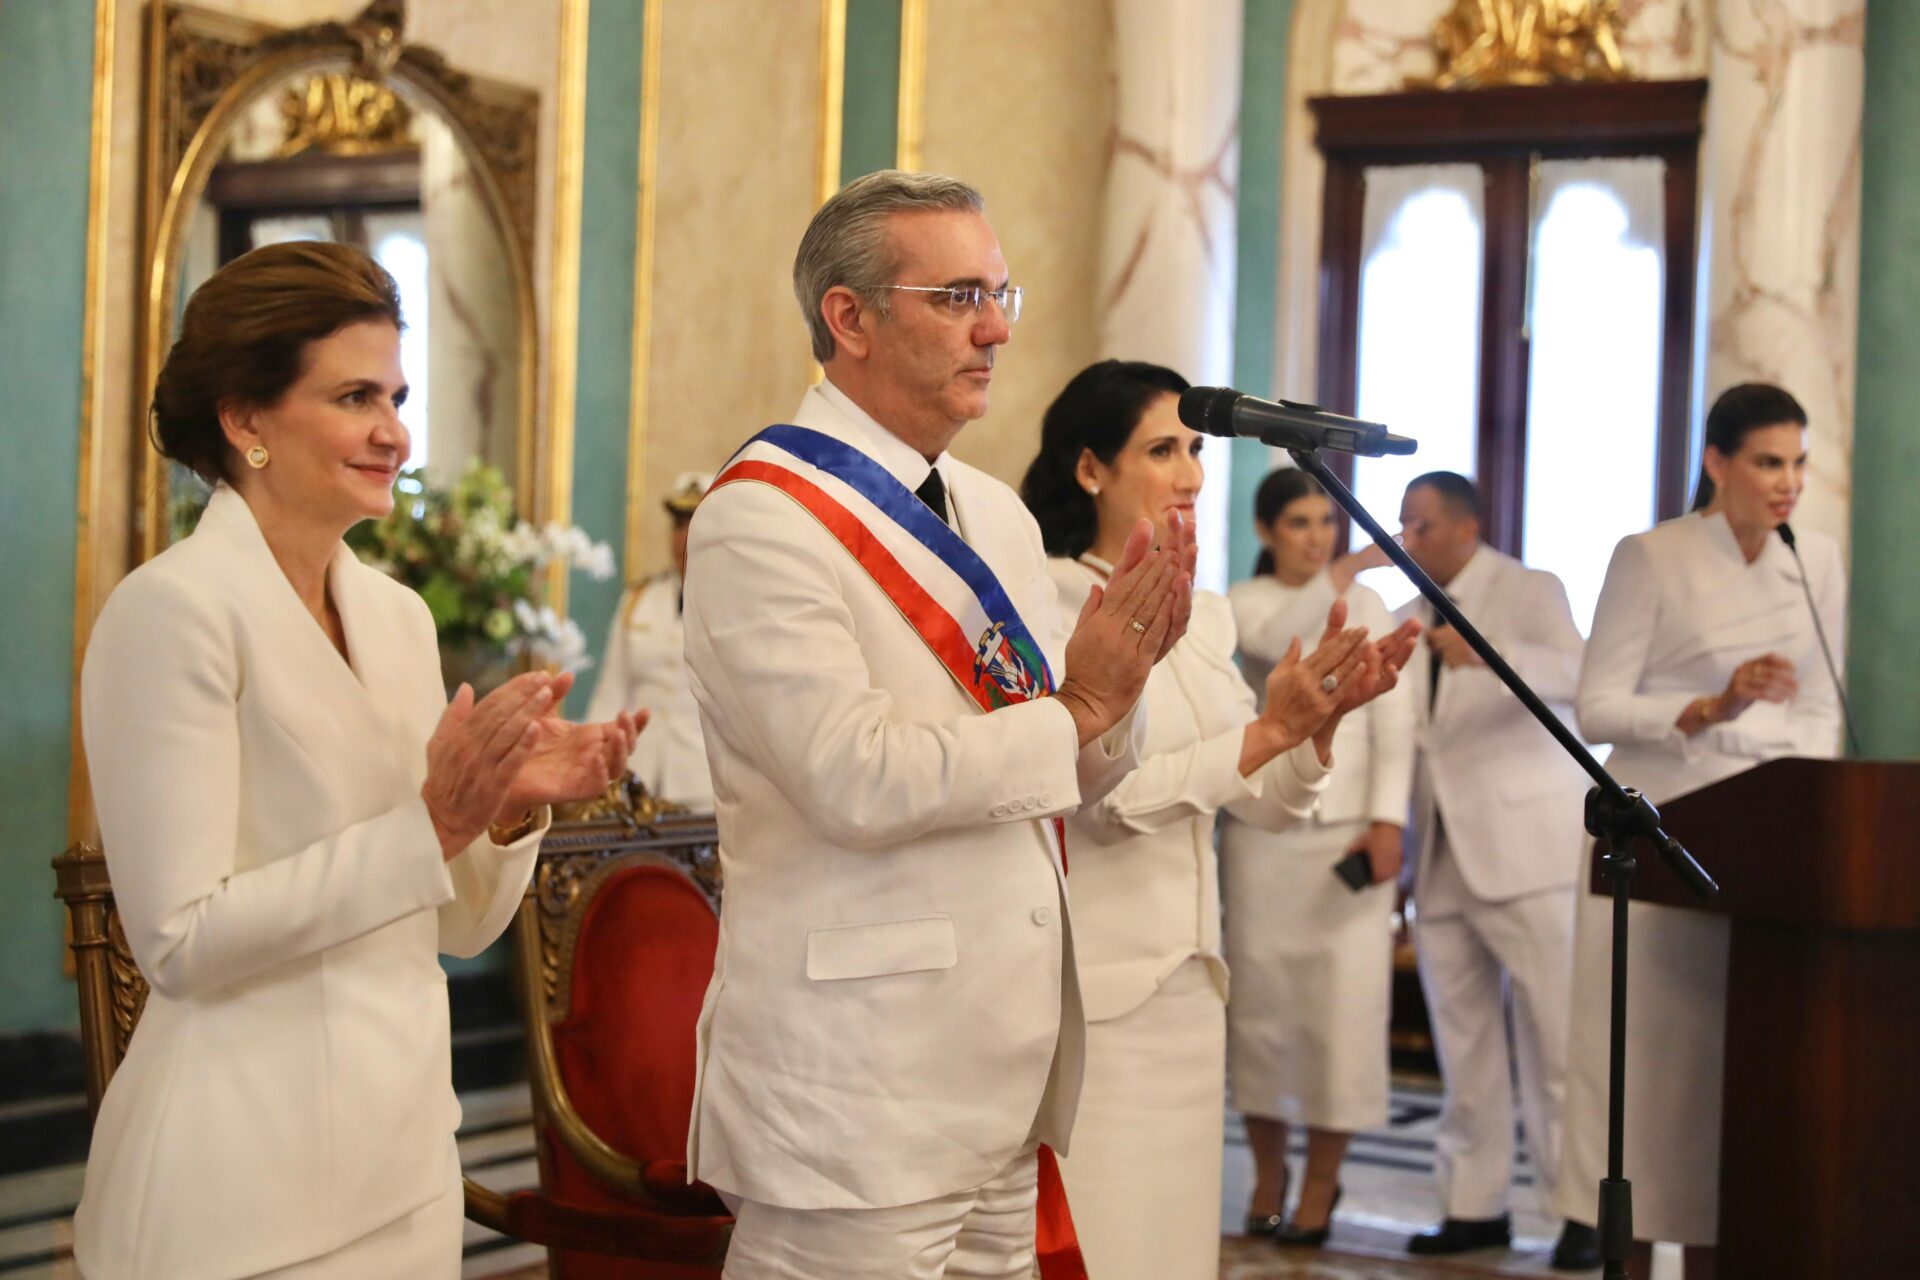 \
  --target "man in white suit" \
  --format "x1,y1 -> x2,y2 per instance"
681,171 -> 1195,1279
1390,472 -> 1600,1271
